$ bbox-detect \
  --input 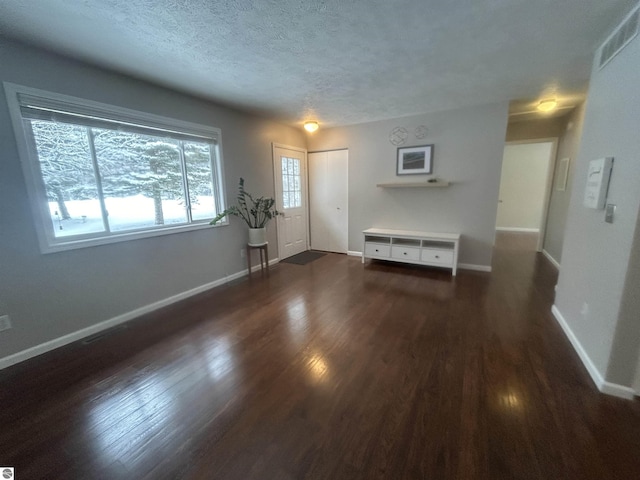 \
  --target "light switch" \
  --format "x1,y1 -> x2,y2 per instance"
605,203 -> 616,223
